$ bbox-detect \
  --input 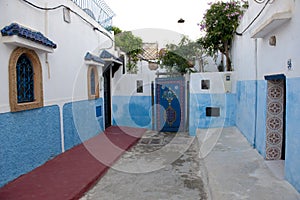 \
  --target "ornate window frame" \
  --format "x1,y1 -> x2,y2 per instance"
87,65 -> 99,99
9,47 -> 43,112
